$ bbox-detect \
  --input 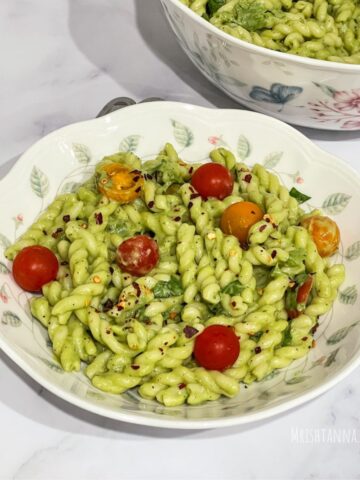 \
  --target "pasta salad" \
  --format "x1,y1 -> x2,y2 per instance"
181,0 -> 360,64
5,144 -> 344,406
